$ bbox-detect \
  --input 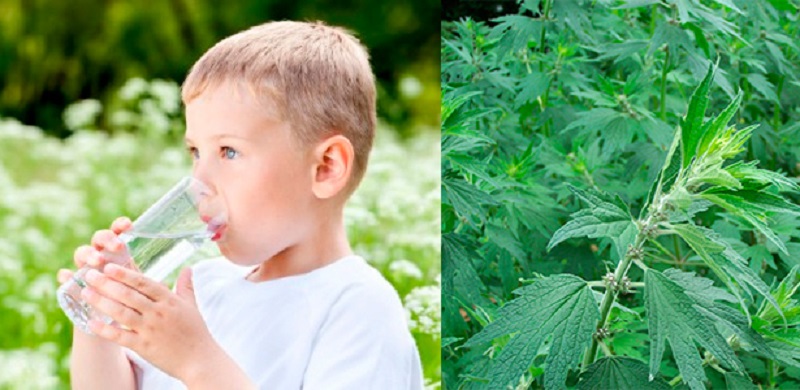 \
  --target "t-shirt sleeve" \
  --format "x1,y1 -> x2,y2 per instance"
302,282 -> 424,390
